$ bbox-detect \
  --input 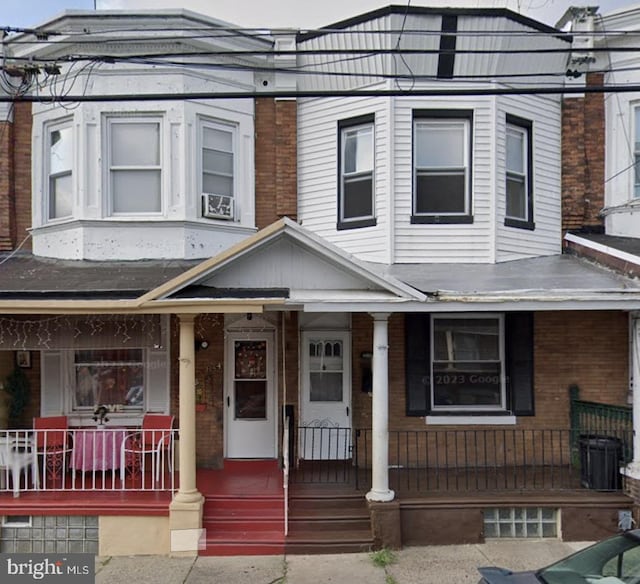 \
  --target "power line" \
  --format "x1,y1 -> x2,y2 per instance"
1,83 -> 637,103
